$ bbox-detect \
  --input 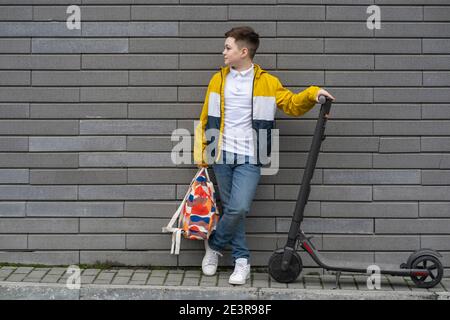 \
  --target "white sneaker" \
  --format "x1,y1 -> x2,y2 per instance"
229,258 -> 251,285
202,240 -> 222,276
